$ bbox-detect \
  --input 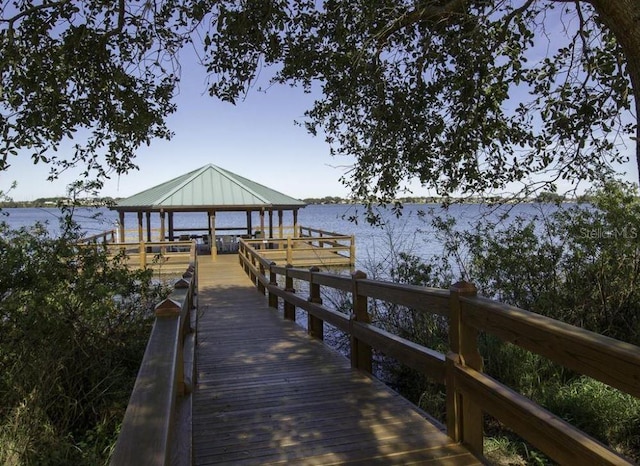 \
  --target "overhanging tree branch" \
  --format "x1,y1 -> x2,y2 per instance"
375,0 -> 468,47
